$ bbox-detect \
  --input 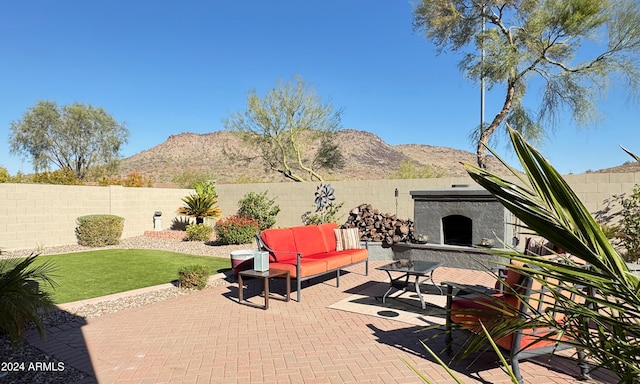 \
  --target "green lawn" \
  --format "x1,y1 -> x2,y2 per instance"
32,249 -> 231,304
